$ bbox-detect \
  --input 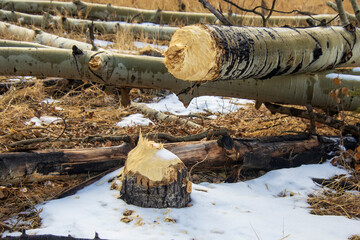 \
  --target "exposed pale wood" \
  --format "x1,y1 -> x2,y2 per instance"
165,25 -> 360,81
0,47 -> 359,111
120,136 -> 191,208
